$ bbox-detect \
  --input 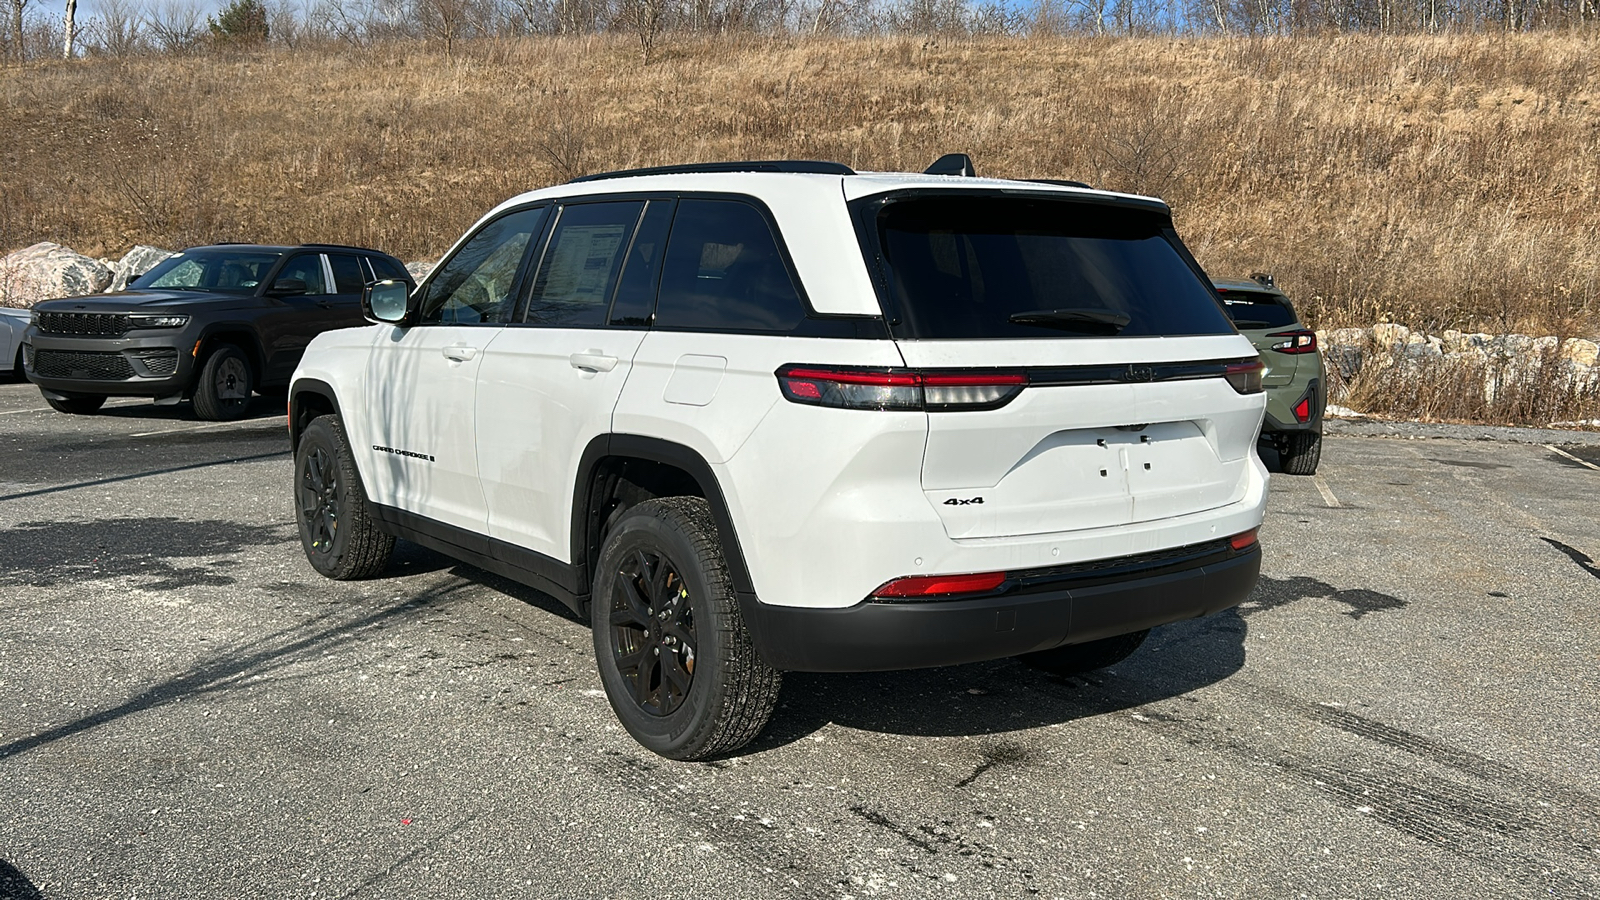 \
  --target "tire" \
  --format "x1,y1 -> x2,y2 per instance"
43,392 -> 106,414
591,497 -> 782,761
294,414 -> 395,580
1277,431 -> 1322,476
1021,629 -> 1149,676
192,344 -> 253,421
